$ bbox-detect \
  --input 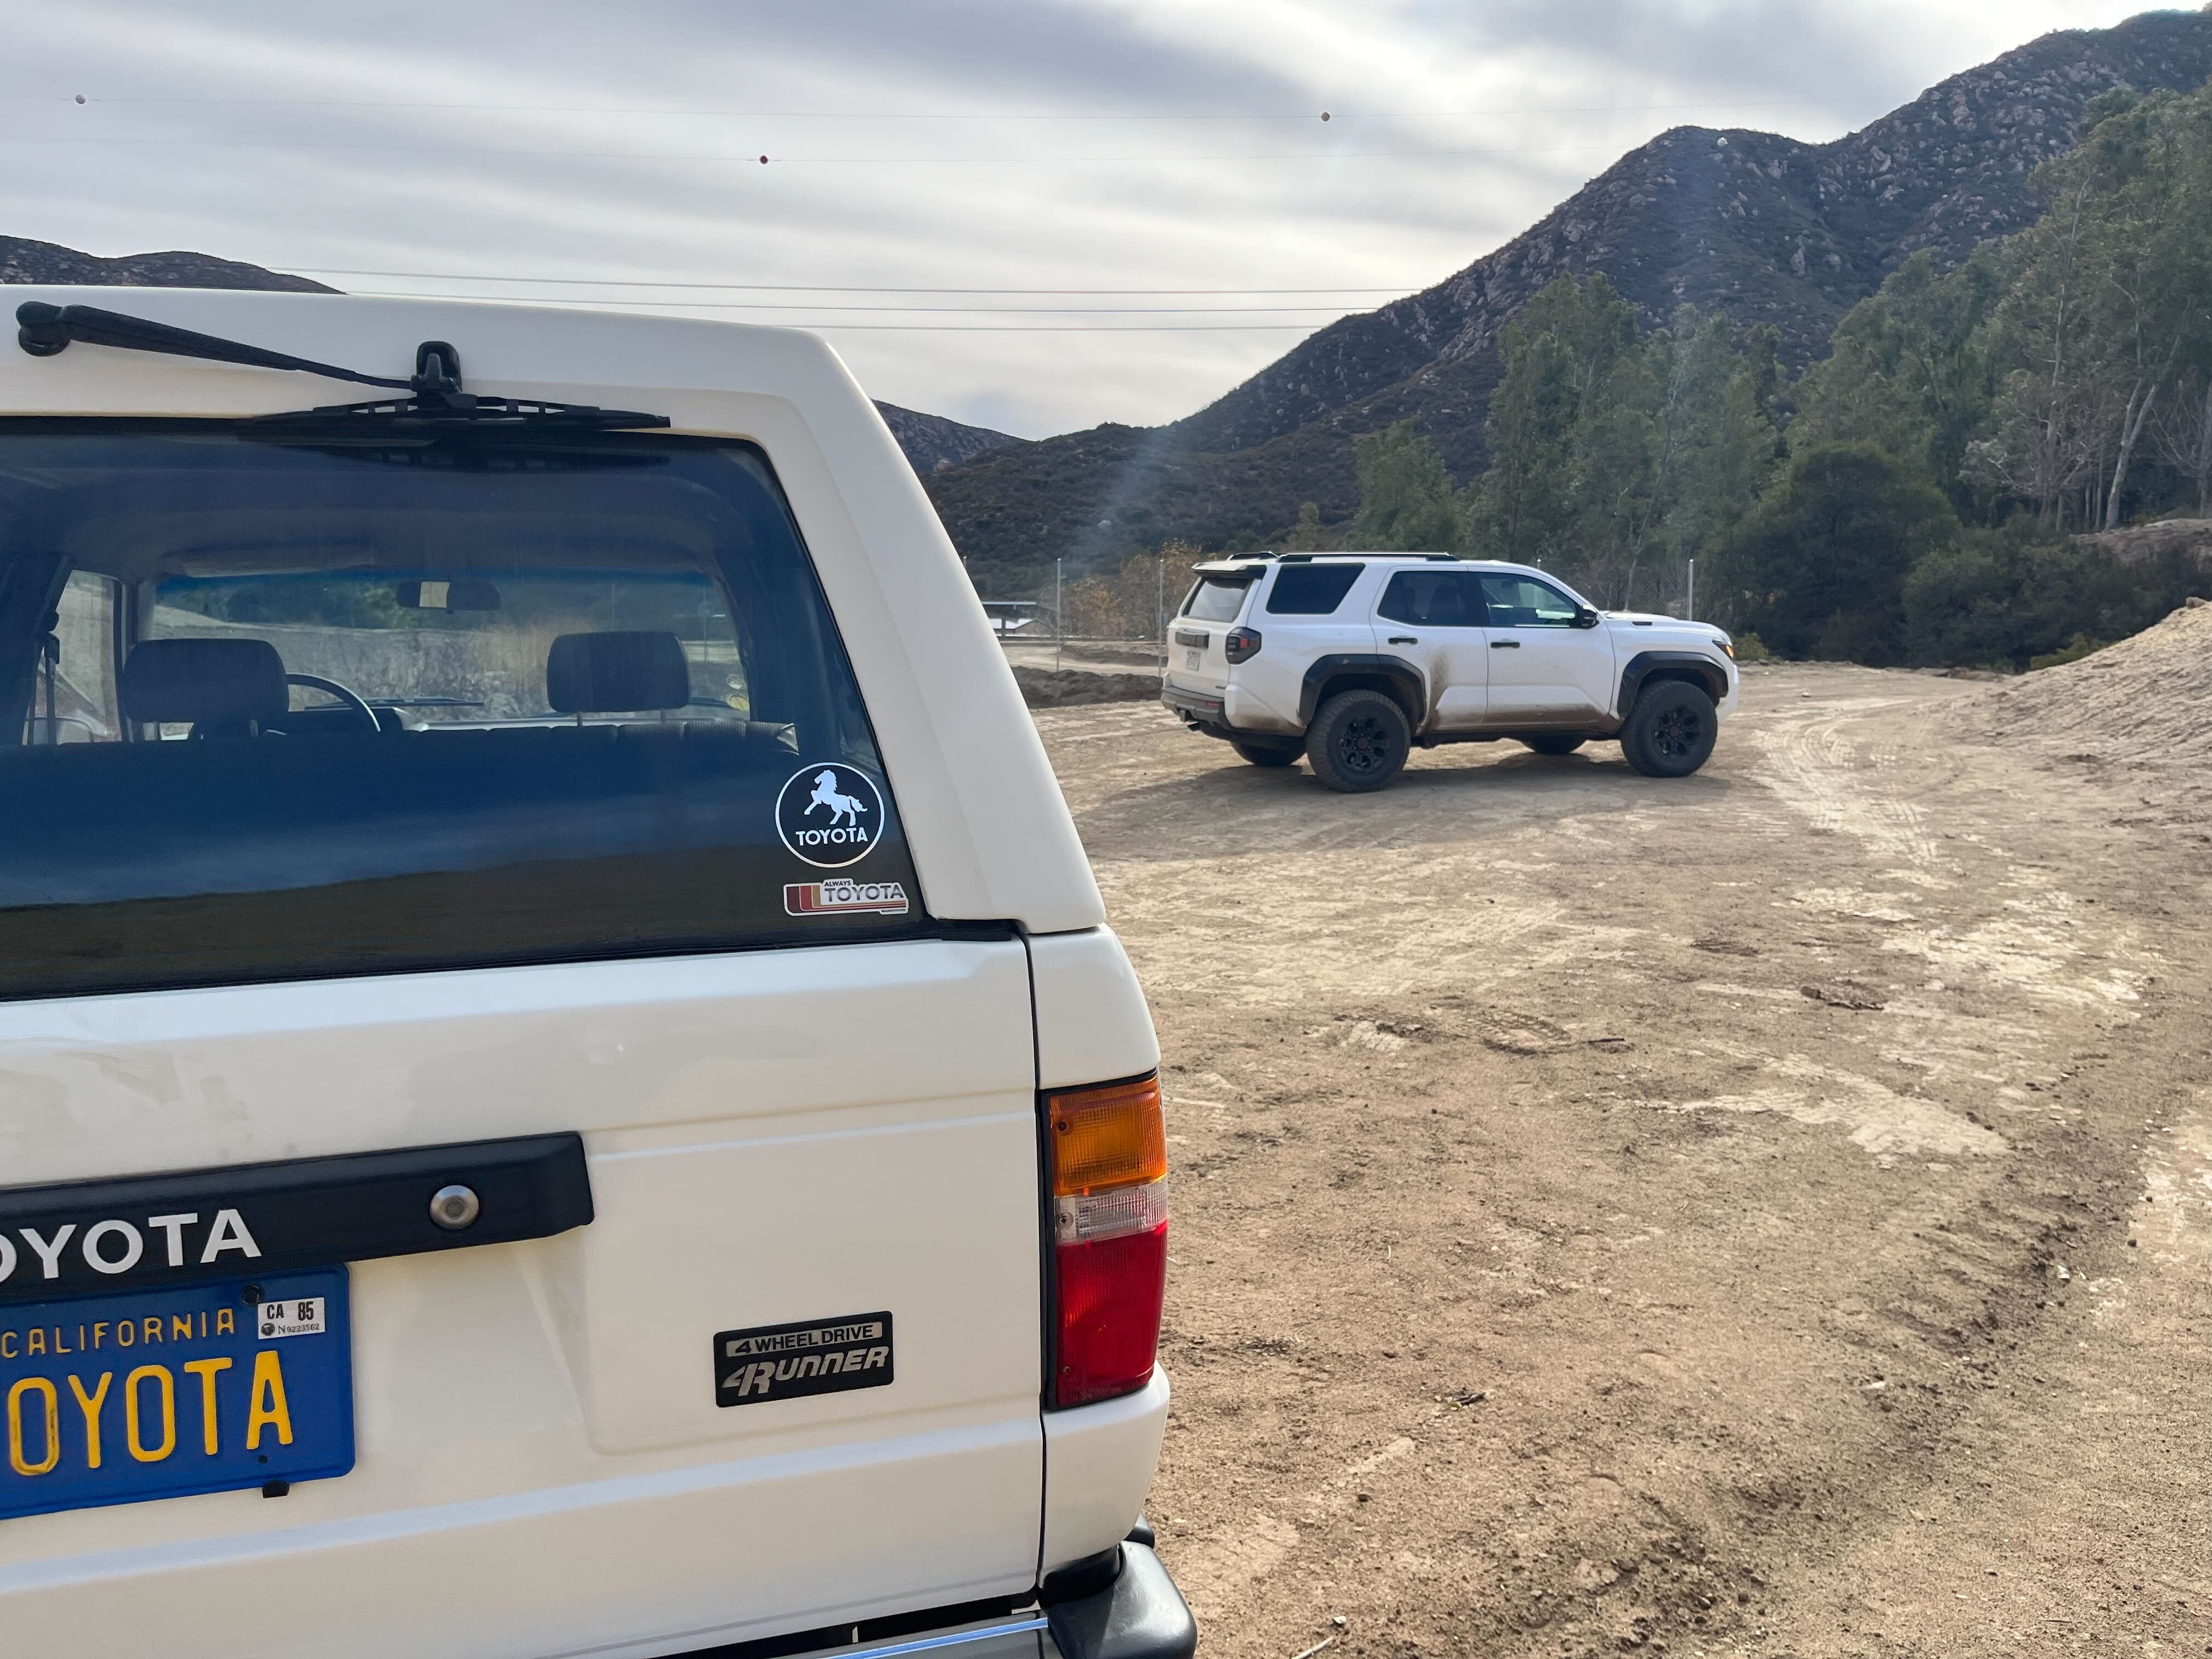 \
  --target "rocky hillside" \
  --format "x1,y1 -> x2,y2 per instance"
928,8 -> 2212,594
870,402 -> 1021,473
0,234 -> 334,294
